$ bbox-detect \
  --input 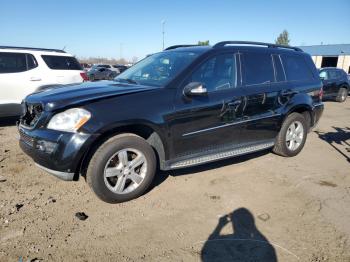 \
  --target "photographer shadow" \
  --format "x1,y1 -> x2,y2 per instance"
201,208 -> 277,262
